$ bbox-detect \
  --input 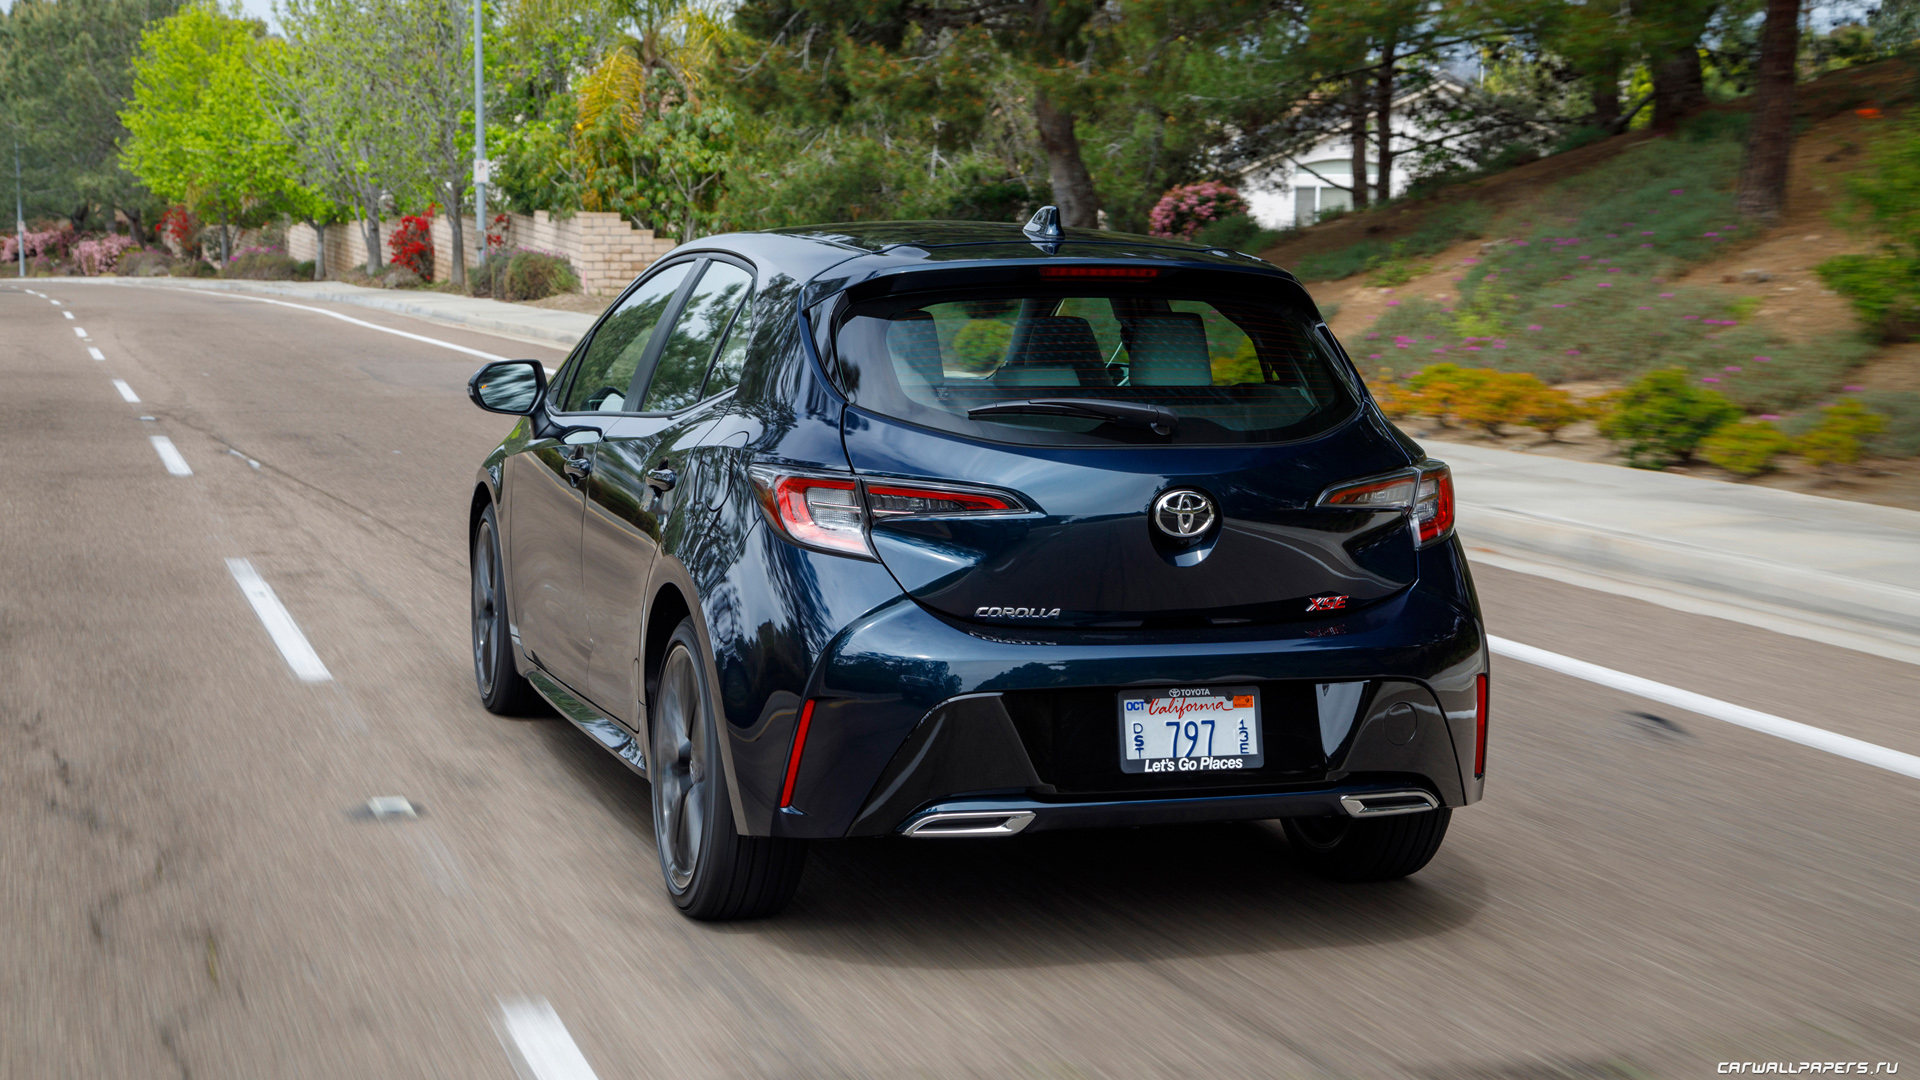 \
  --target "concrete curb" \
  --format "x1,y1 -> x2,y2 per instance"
79,276 -> 597,350
1457,502 -> 1920,636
